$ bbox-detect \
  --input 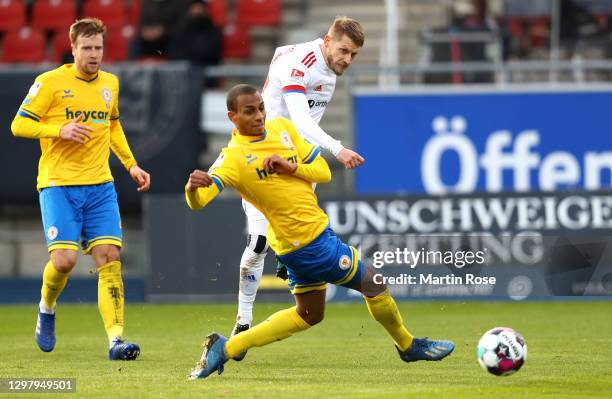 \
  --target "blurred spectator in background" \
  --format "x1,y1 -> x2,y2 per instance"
560,0 -> 605,55
453,0 -> 499,33
130,0 -> 191,59
167,0 -> 223,78
424,0 -> 500,83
